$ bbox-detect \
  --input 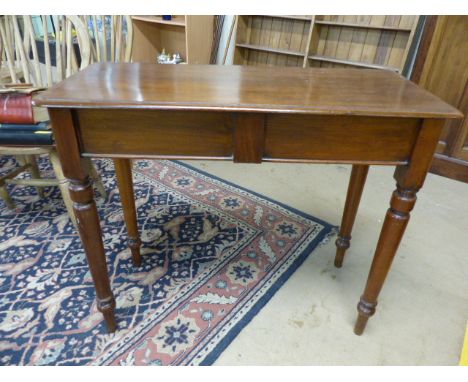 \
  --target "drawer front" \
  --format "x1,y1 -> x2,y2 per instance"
76,109 -> 233,158
264,114 -> 421,164
75,109 -> 420,164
